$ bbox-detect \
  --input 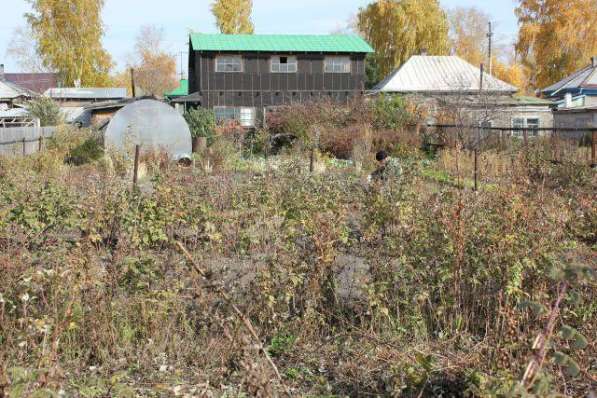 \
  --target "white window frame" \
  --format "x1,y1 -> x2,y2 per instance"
512,117 -> 540,137
239,107 -> 256,127
324,56 -> 351,73
215,55 -> 243,73
270,55 -> 298,73
213,106 -> 257,127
